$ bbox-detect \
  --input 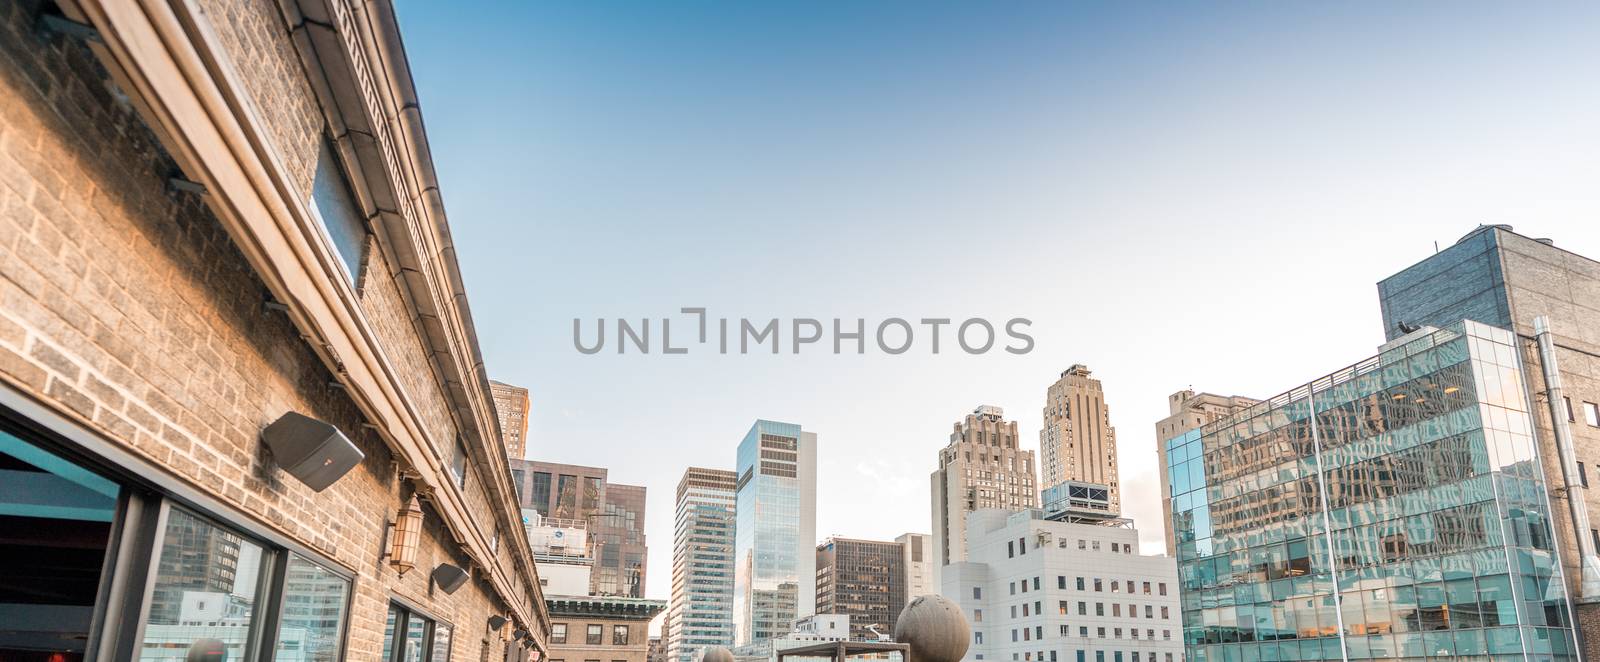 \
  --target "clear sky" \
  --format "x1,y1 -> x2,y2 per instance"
392,0 -> 1600,620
